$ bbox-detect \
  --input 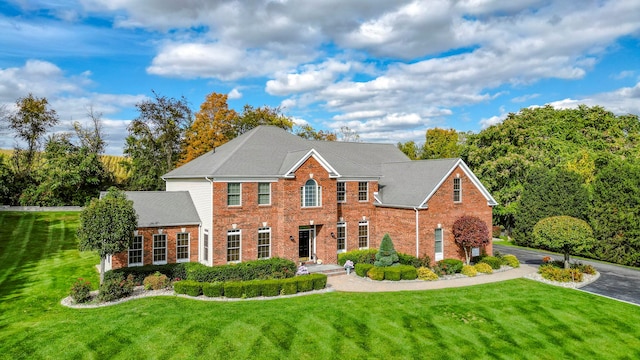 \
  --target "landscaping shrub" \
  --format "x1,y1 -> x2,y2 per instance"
367,266 -> 385,281
280,278 -> 298,295
338,249 -> 378,265
374,234 -> 399,267
243,280 -> 262,298
502,255 -> 520,268
69,278 -> 92,303
538,264 -> 584,282
296,276 -> 314,292
461,264 -> 478,277
474,263 -> 493,274
185,258 -> 296,283
398,253 -> 430,268
479,256 -> 503,270
436,259 -> 464,275
174,280 -> 202,296
143,272 -> 170,290
98,273 -> 135,302
224,282 -> 244,298
309,273 -> 328,290
106,263 -> 187,284
202,282 -> 223,297
261,279 -> 281,297
355,263 -> 373,277
572,263 -> 597,275
417,267 -> 439,281
384,266 -> 402,281
400,265 -> 418,280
